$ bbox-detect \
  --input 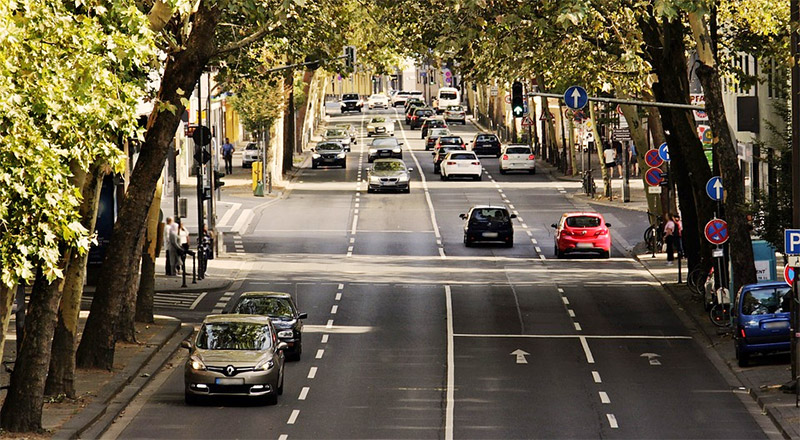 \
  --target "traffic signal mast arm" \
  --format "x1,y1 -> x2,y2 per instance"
527,91 -> 705,111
